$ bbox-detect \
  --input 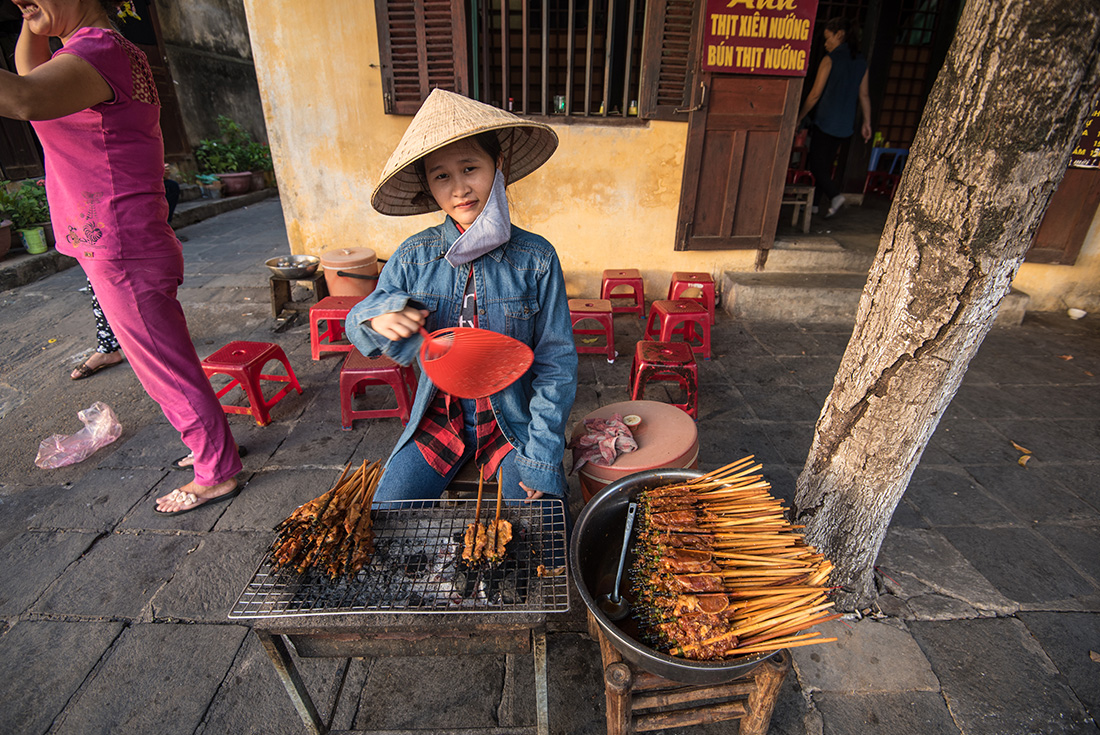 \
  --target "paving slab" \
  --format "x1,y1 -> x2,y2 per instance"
901,466 -> 1017,526
267,419 -> 366,469
27,467 -> 167,532
353,653 -> 512,731
545,632 -> 605,735
926,418 -> 1020,465
1033,522 -> 1100,587
938,525 -> 1098,604
696,420 -> 785,471
0,484 -> 71,552
1018,611 -> 1100,724
813,691 -> 959,735
32,532 -> 199,619
213,468 -> 341,533
0,620 -> 124,735
197,630 -> 366,734
51,622 -> 248,735
738,382 -> 825,423
791,618 -> 939,694
910,617 -> 1093,734
998,418 -> 1100,461
876,527 -> 1017,614
0,530 -> 98,617
151,531 -> 271,622
965,462 -> 1100,524
96,421 -> 187,471
761,421 -> 817,465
